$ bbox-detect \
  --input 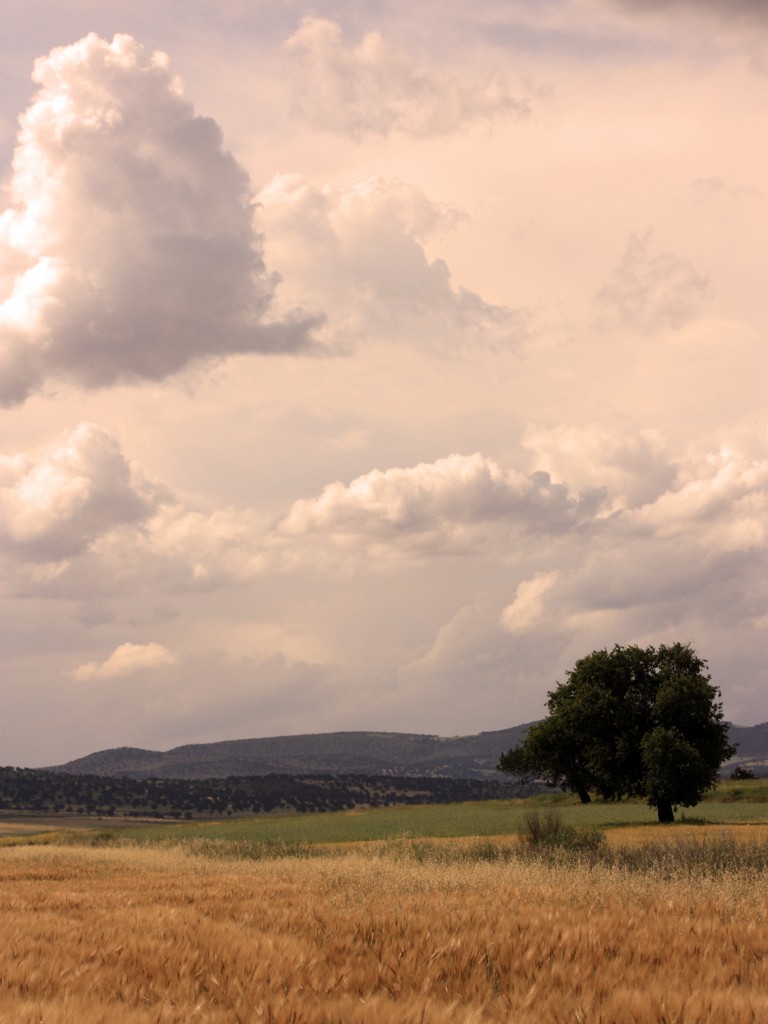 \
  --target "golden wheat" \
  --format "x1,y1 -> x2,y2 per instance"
2,842 -> 768,1023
